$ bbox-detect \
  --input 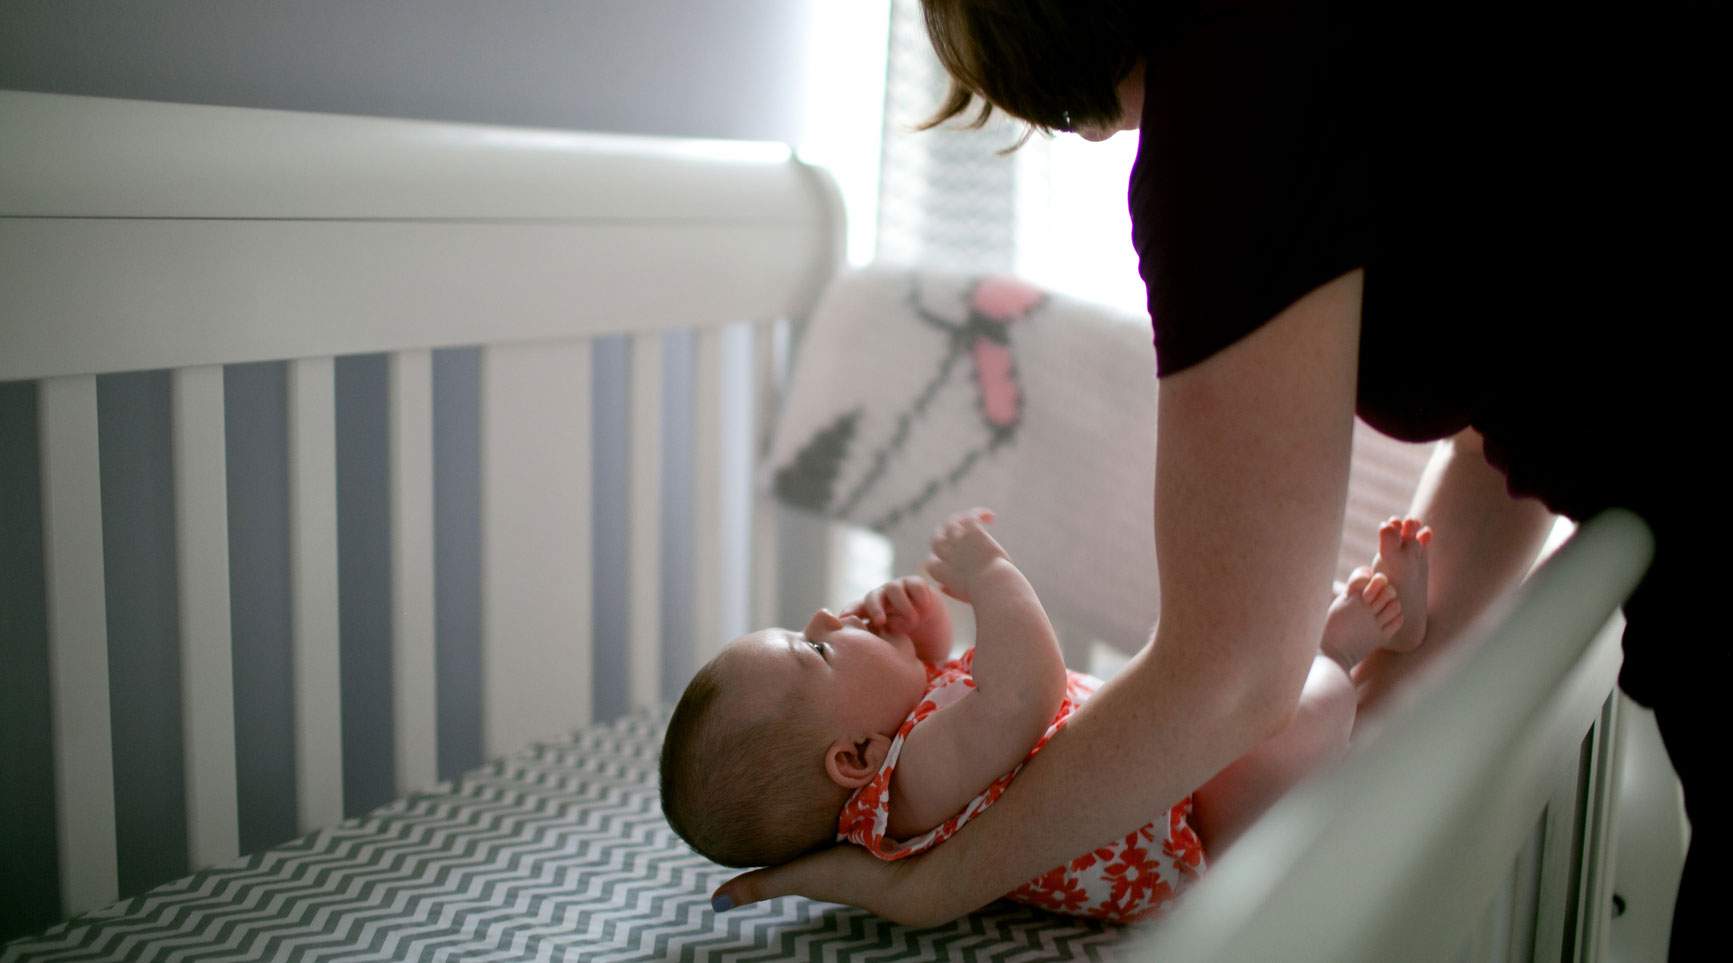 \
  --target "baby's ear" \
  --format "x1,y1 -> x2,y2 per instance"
824,733 -> 892,788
